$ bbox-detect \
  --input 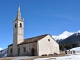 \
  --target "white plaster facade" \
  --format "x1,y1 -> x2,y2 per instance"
7,6 -> 60,57
38,35 -> 60,56
8,34 -> 60,56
